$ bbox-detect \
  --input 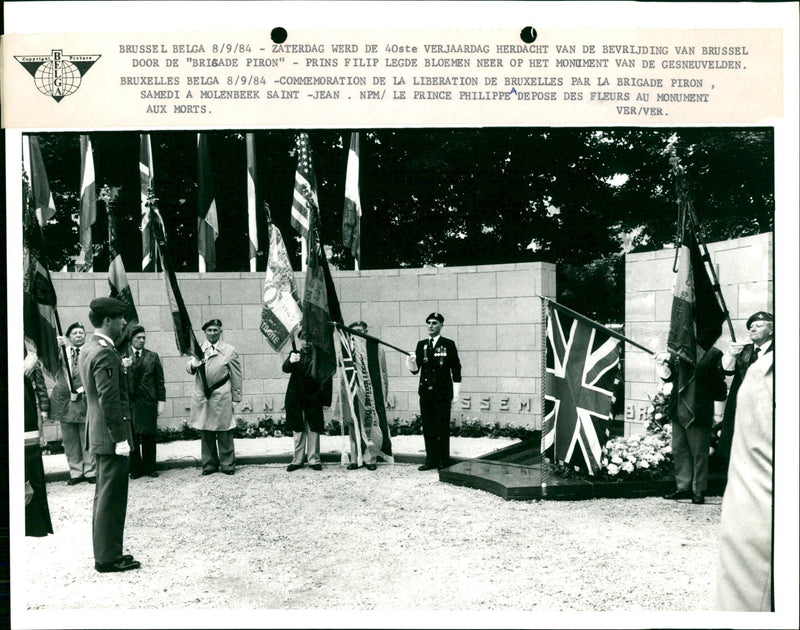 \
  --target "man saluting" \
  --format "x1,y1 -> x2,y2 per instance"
79,297 -> 139,573
406,312 -> 461,471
